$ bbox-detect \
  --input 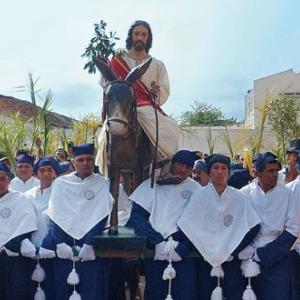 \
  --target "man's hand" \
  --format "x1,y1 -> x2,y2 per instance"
150,84 -> 160,105
56,243 -> 74,260
39,247 -> 56,259
20,238 -> 36,258
78,244 -> 96,261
